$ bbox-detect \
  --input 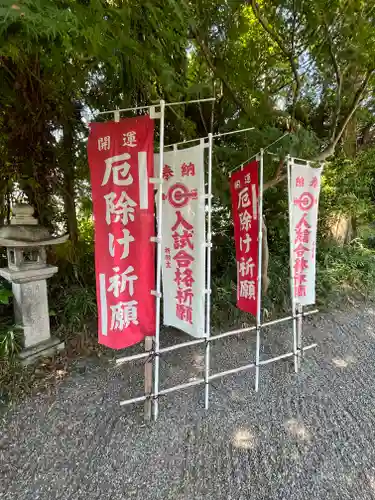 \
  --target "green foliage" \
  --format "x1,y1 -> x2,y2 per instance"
0,282 -> 12,305
0,324 -> 22,359
317,239 -> 375,301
